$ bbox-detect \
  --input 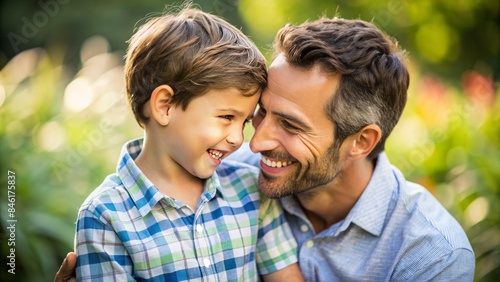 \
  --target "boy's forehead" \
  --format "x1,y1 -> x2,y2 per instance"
201,87 -> 259,113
